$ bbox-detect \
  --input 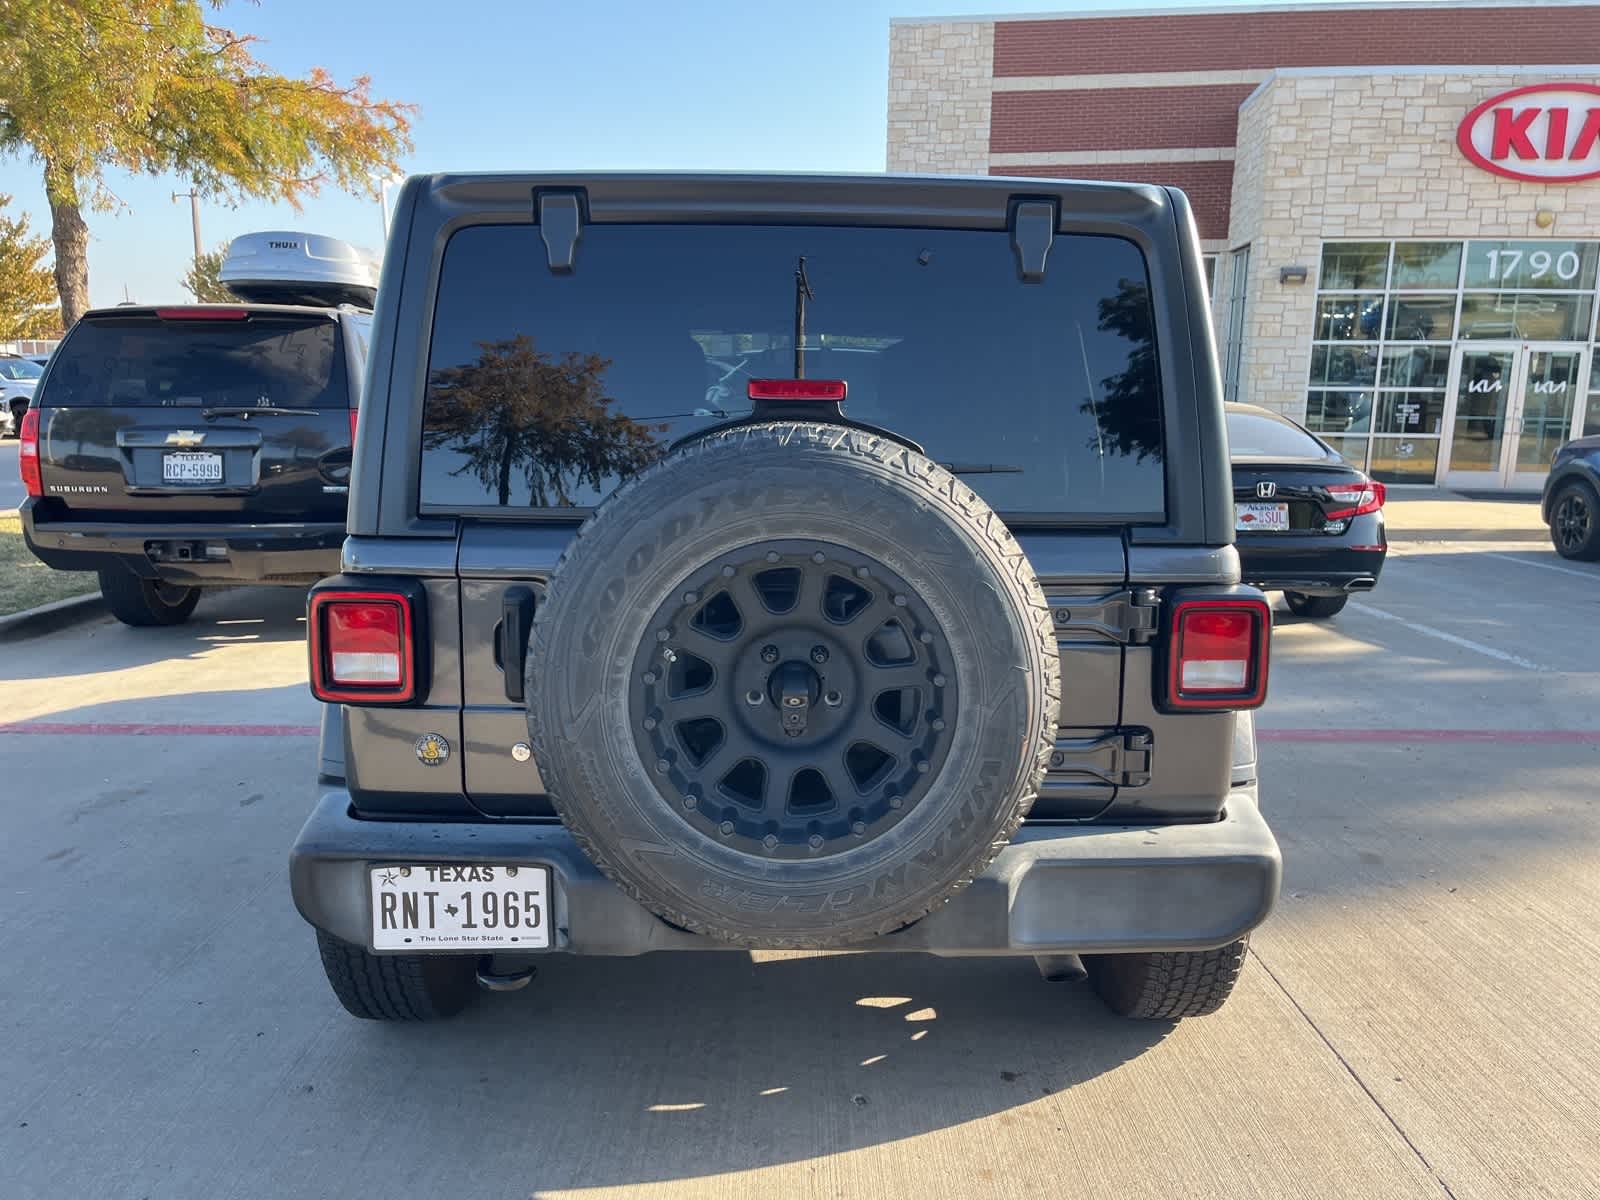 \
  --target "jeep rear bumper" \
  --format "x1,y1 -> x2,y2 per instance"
289,787 -> 1280,957
21,503 -> 344,585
